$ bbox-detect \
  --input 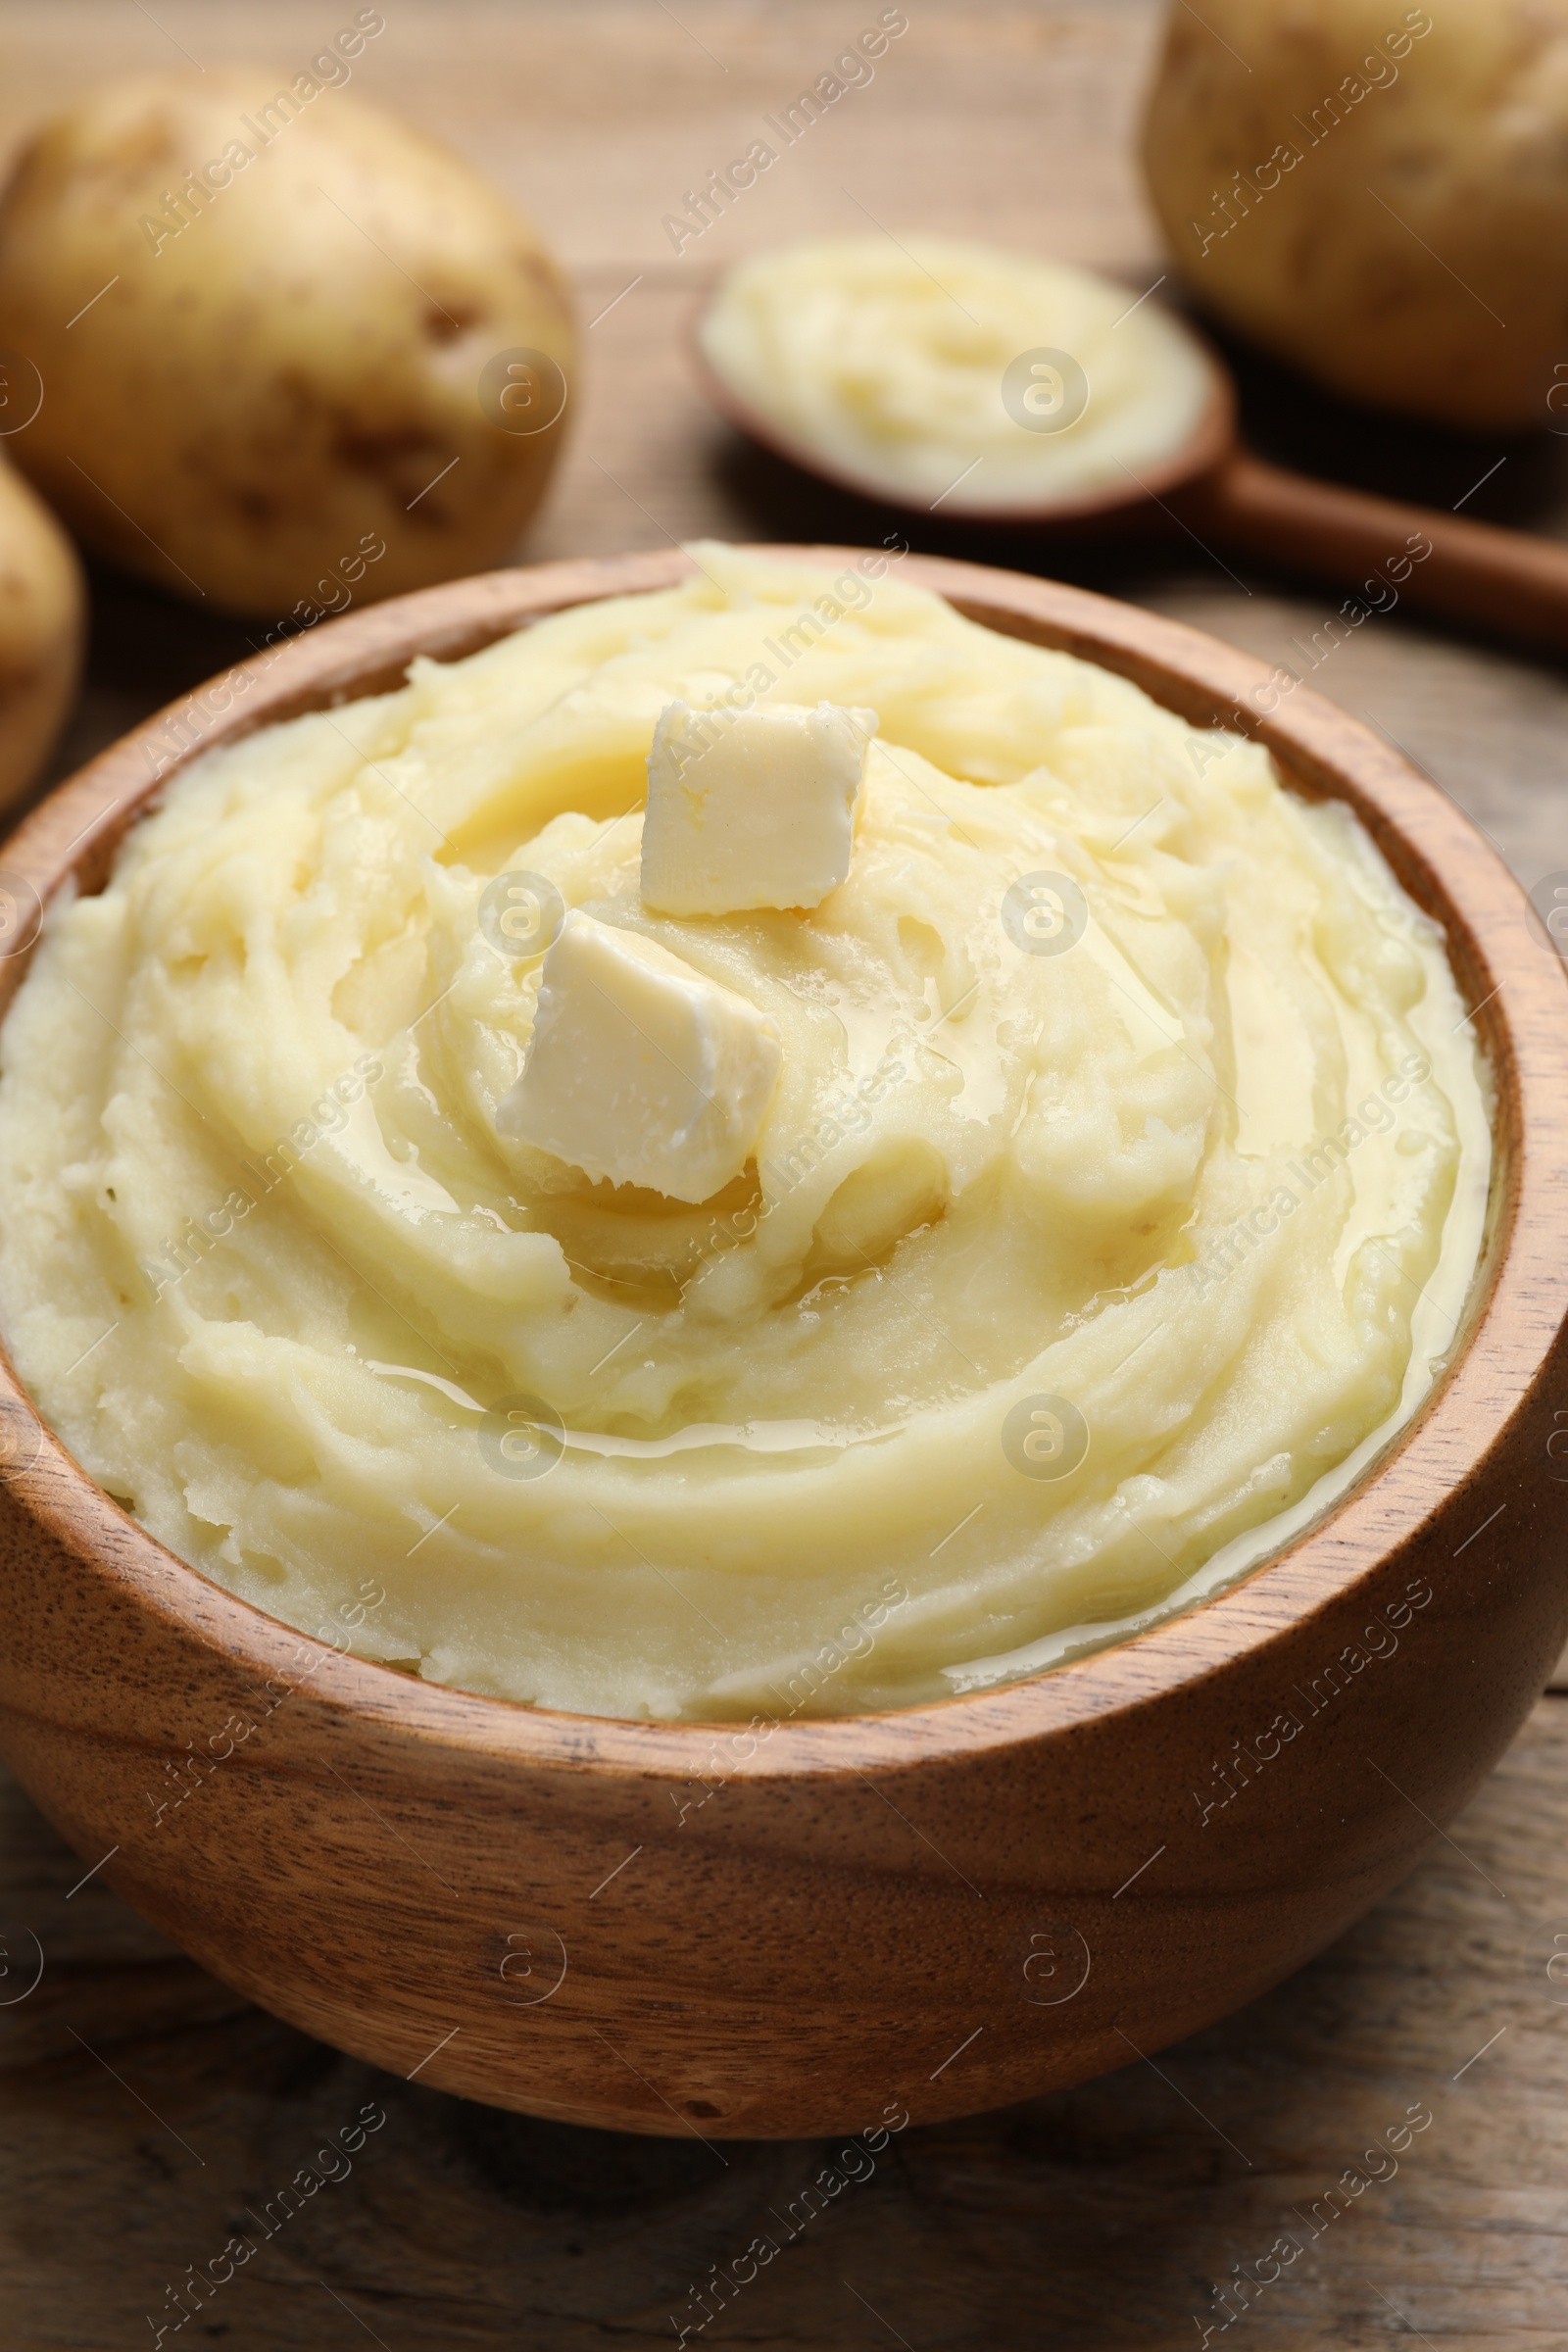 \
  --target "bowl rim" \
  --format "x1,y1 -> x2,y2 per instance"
0,542 -> 1561,1780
